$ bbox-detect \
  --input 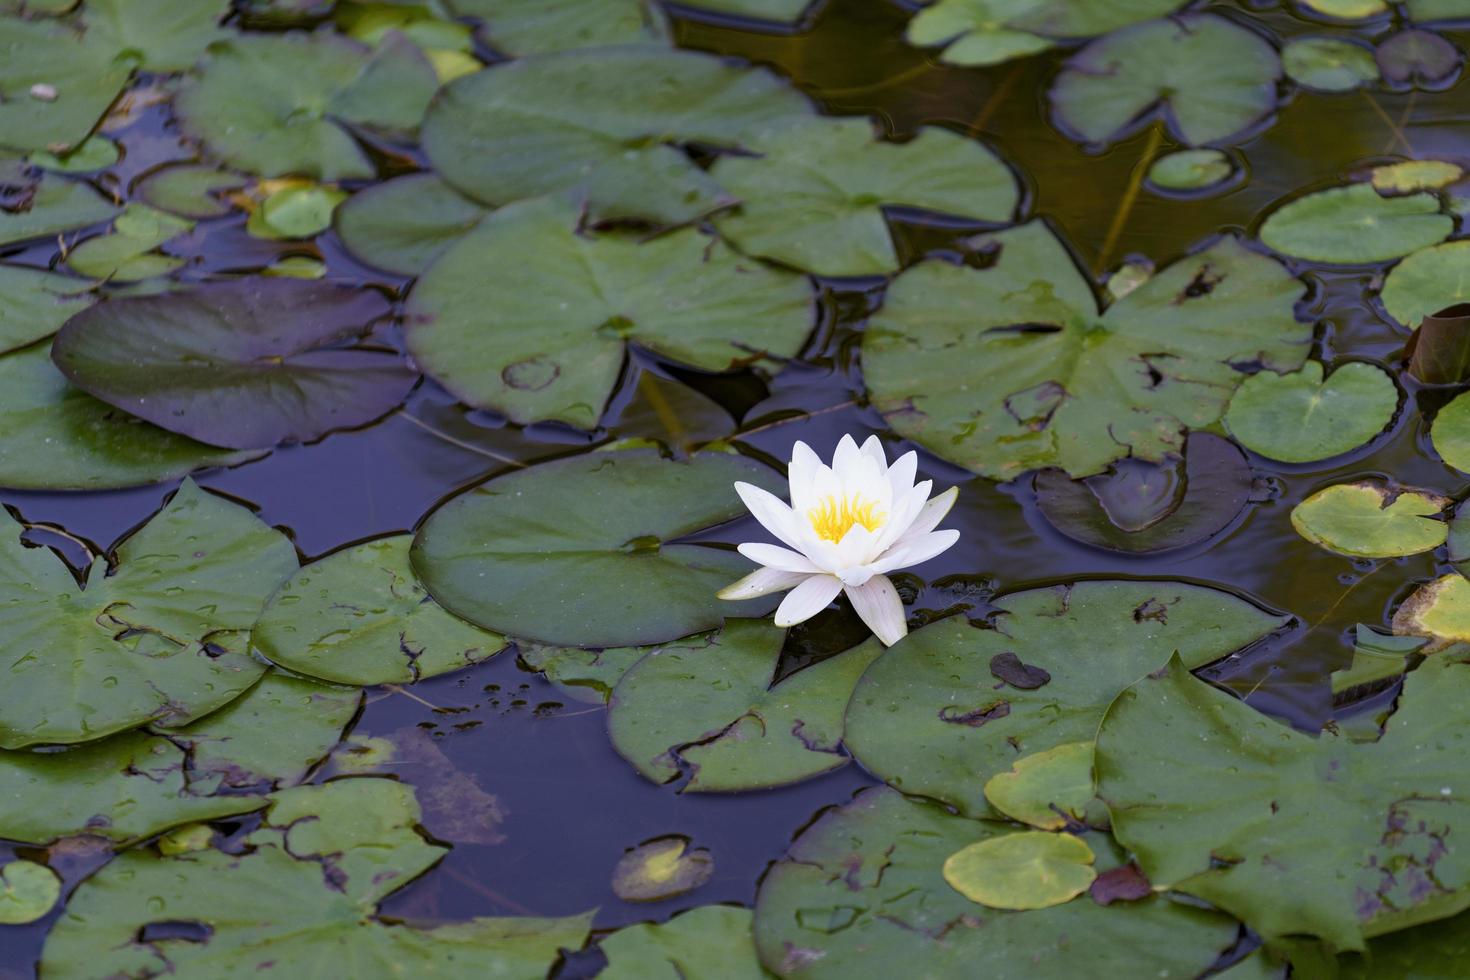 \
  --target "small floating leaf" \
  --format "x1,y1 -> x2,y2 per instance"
984,741 -> 1094,830
1377,29 -> 1462,88
1146,149 -> 1234,191
1290,481 -> 1449,558
843,581 -> 1289,816
1393,573 -> 1470,650
612,837 -> 715,902
335,172 -> 489,276
1224,361 -> 1397,463
1431,389 -> 1470,472
66,203 -> 193,282
943,832 -> 1097,910
134,164 -> 246,219
254,534 -> 507,686
1282,37 -> 1380,91
0,480 -> 297,747
1049,14 -> 1281,146
53,277 -> 417,450
1373,160 -> 1464,193
447,0 -> 670,55
0,171 -> 119,248
608,622 -> 885,791
249,183 -> 347,240
600,906 -> 764,980
0,860 -> 60,924
906,0 -> 1184,67
413,448 -> 786,648
1298,0 -> 1388,16
405,195 -> 812,429
1331,625 -> 1426,695
421,45 -> 813,223
27,135 -> 119,173
710,116 -> 1018,277
1382,242 -> 1470,330
1259,184 -> 1453,264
